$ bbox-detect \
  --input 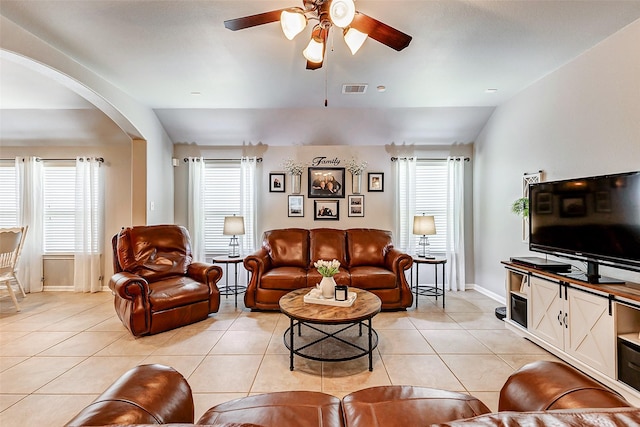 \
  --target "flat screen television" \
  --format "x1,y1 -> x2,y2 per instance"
529,171 -> 640,284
